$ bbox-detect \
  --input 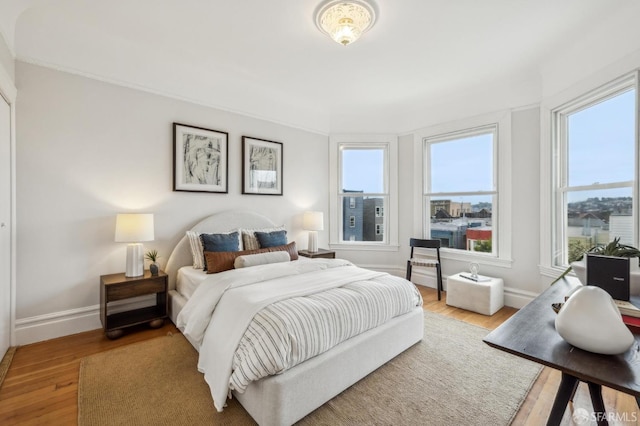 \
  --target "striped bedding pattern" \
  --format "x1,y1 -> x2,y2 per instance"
229,274 -> 422,393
